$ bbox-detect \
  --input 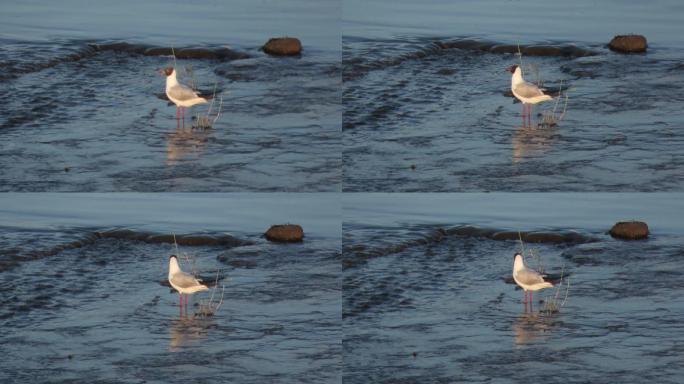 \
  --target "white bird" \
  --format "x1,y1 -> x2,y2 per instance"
159,67 -> 208,121
512,252 -> 553,304
168,255 -> 209,310
506,64 -> 553,126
